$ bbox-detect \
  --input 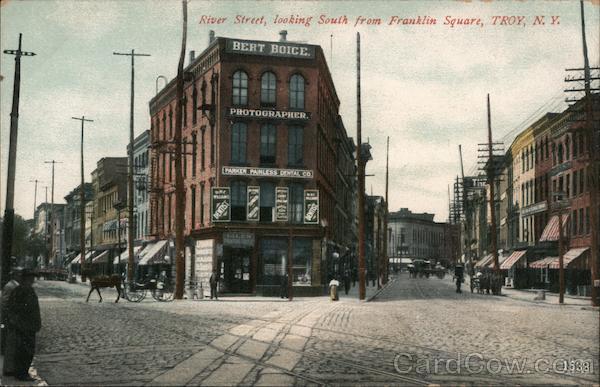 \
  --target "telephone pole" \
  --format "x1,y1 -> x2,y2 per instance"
459,145 -> 471,269
113,48 -> 151,284
72,116 -> 93,276
486,95 -> 499,272
173,0 -> 188,299
579,0 -> 599,307
356,32 -> 366,300
1,33 -> 36,288
29,179 -> 41,221
44,160 -> 62,267
382,136 -> 389,284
